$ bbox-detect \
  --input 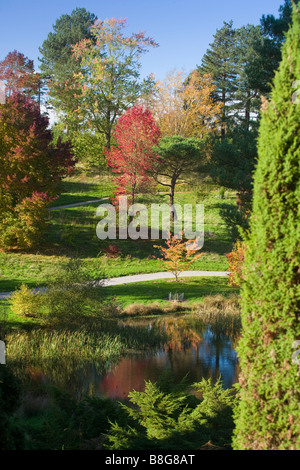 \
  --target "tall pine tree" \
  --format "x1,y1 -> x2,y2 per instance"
235,25 -> 265,130
38,7 -> 97,124
233,4 -> 300,450
197,21 -> 238,137
39,8 -> 97,82
256,0 -> 300,96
